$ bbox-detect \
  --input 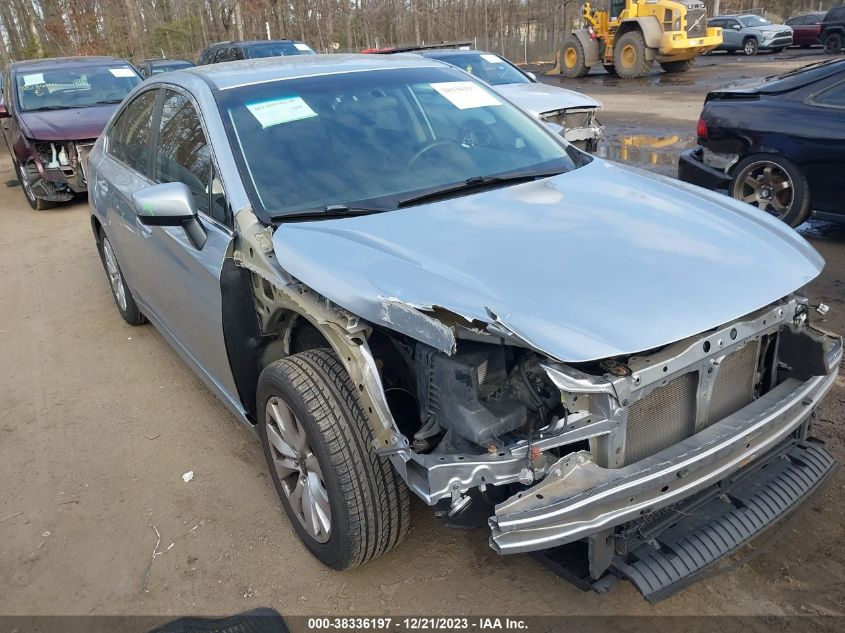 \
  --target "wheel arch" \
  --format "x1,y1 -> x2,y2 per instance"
571,28 -> 600,66
618,16 -> 661,49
